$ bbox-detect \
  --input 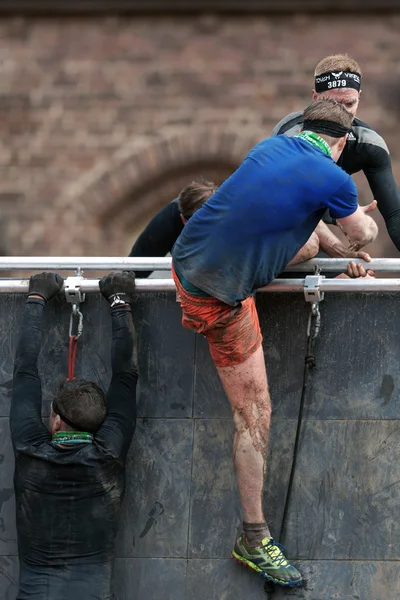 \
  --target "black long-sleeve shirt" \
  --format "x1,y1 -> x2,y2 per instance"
10,298 -> 138,600
129,116 -> 400,268
129,199 -> 183,277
